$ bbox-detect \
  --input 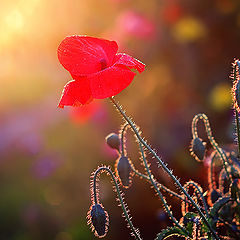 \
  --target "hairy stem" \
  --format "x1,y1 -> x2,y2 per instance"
109,97 -> 219,240
92,166 -> 142,240
192,113 -> 230,180
232,60 -> 240,155
138,140 -> 189,236
120,122 -> 200,210
209,151 -> 218,190
183,181 -> 209,219
120,122 -> 129,156
133,167 -> 197,206
235,110 -> 240,155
